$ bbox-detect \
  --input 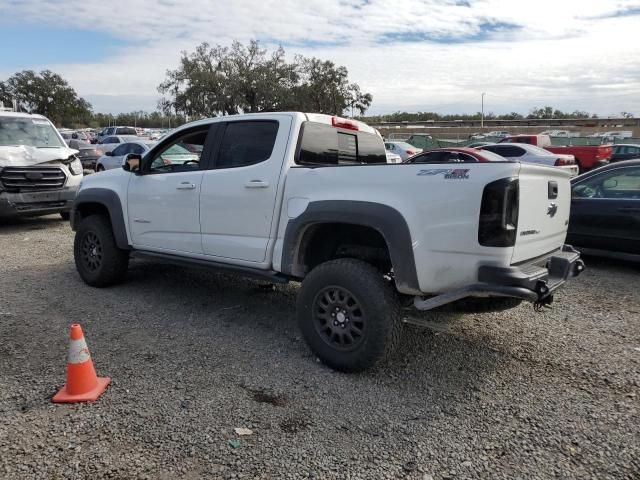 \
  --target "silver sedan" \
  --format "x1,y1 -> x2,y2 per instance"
96,141 -> 154,171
